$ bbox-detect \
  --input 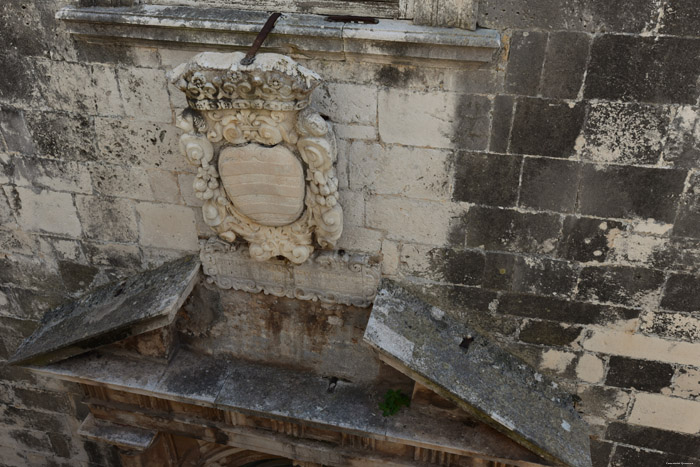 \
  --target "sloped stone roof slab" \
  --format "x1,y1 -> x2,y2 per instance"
10,256 -> 200,366
364,280 -> 592,467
